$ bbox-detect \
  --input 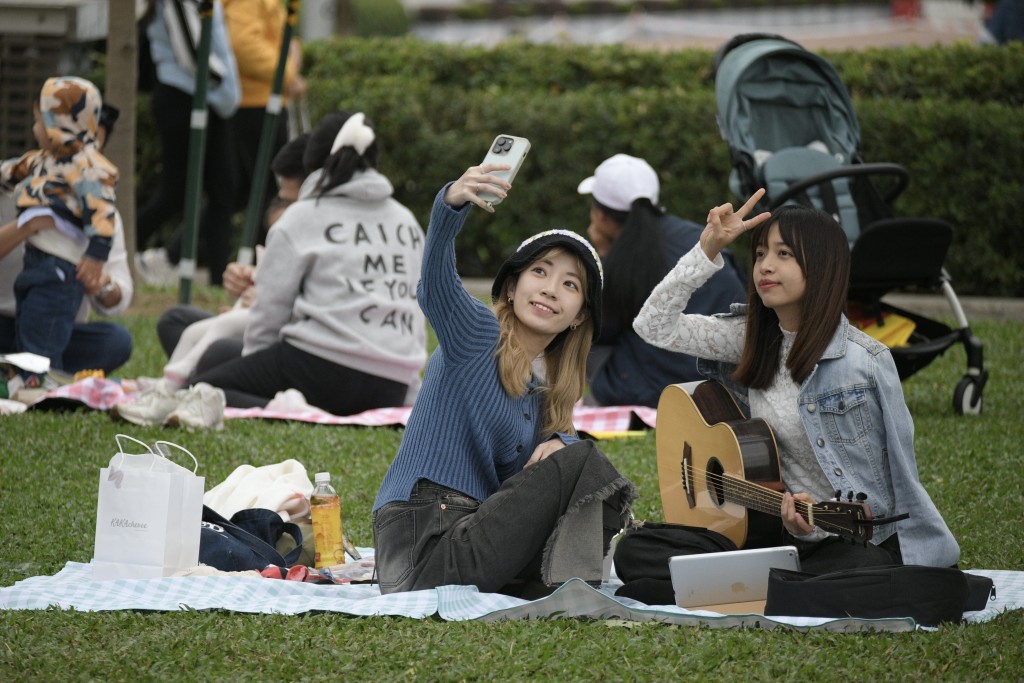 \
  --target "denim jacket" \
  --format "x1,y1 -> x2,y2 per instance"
699,305 -> 960,567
